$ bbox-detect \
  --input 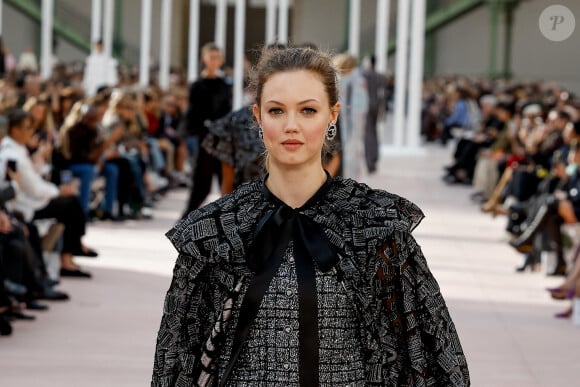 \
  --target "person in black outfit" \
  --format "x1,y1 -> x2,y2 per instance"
443,100 -> 510,184
510,138 -> 580,275
182,43 -> 231,216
